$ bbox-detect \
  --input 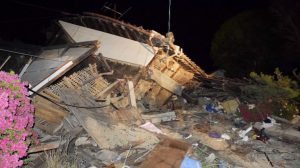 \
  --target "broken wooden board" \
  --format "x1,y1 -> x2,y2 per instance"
142,52 -> 195,106
139,137 -> 190,168
33,95 -> 69,124
35,117 -> 63,135
110,108 -> 142,124
127,80 -> 137,108
111,96 -> 129,109
28,140 -> 62,154
142,111 -> 176,123
21,45 -> 96,92
95,80 -> 121,99
60,89 -> 158,149
134,79 -> 152,100
149,68 -> 183,96
171,67 -> 194,85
